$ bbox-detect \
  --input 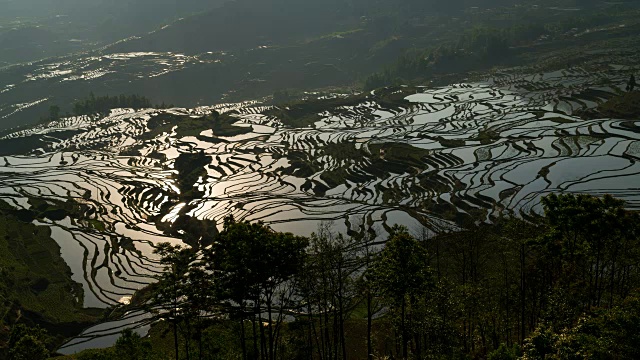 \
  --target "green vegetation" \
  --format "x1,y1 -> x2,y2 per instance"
266,86 -> 415,128
265,95 -> 362,129
363,4 -> 640,90
142,111 -> 251,141
369,226 -> 432,358
124,110 -> 252,158
0,200 -> 103,356
317,143 -> 371,188
173,152 -> 211,200
42,94 -> 173,123
522,296 -> 640,359
156,214 -> 218,250
72,93 -> 169,117
52,193 -> 640,360
363,26 -> 515,91
6,324 -> 51,360
476,129 -> 501,144
209,217 -> 308,360
368,143 -> 432,176
4,2 -> 640,359
280,140 -> 432,193
50,328 -> 163,360
436,137 -> 466,148
209,113 -> 253,137
6,0 -> 640,132
0,136 -> 47,157
593,91 -> 640,120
